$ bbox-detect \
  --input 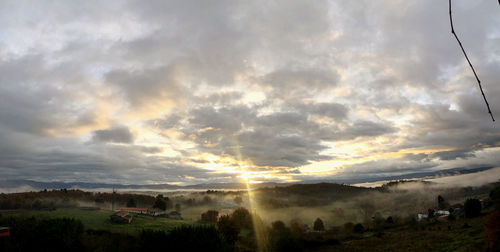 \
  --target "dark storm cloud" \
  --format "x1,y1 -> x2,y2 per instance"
91,127 -> 134,144
138,146 -> 164,154
189,106 -> 254,133
432,149 -> 476,161
296,102 -> 348,120
345,120 -> 396,138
